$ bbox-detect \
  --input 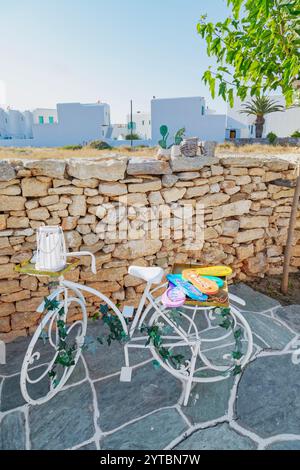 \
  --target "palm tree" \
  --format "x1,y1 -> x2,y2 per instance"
240,96 -> 284,138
